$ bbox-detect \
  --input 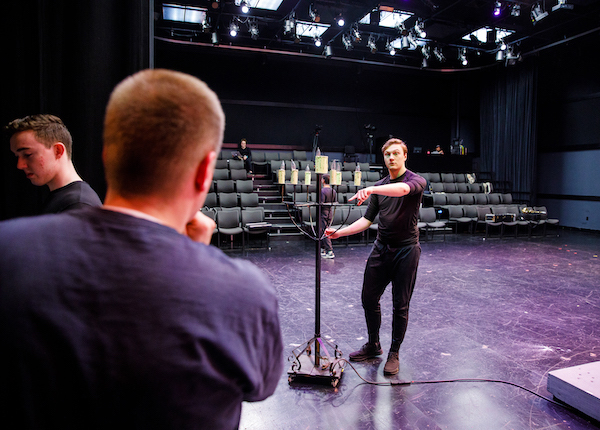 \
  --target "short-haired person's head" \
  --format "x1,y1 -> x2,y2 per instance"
103,69 -> 225,198
5,114 -> 73,159
322,173 -> 330,184
381,138 -> 408,155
